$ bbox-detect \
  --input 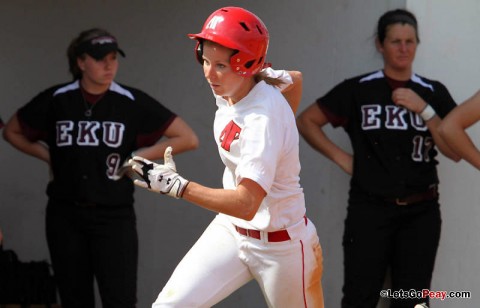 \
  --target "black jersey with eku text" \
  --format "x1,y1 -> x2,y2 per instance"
17,80 -> 176,206
317,70 -> 456,198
